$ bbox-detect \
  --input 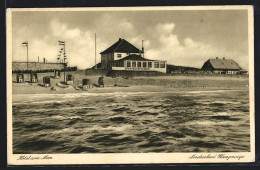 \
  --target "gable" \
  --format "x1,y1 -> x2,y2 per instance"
100,38 -> 142,54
